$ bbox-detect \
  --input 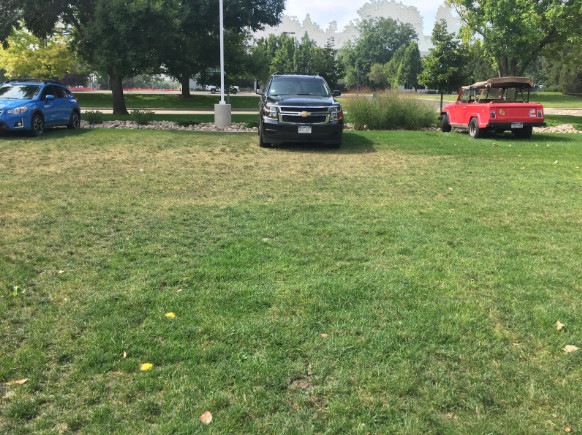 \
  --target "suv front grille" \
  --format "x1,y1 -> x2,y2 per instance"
282,114 -> 327,124
278,106 -> 331,125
